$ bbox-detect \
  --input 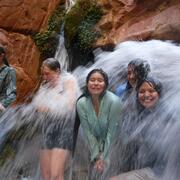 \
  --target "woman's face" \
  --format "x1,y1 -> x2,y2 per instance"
127,65 -> 136,87
138,82 -> 159,109
41,65 -> 59,84
87,72 -> 106,96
